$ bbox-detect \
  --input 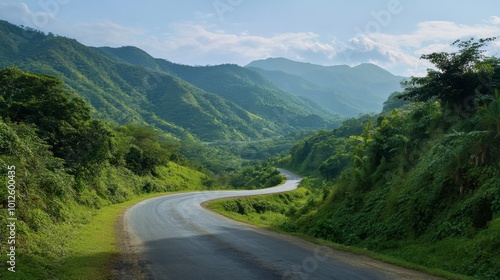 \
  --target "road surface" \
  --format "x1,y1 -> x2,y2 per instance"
122,169 -> 438,280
